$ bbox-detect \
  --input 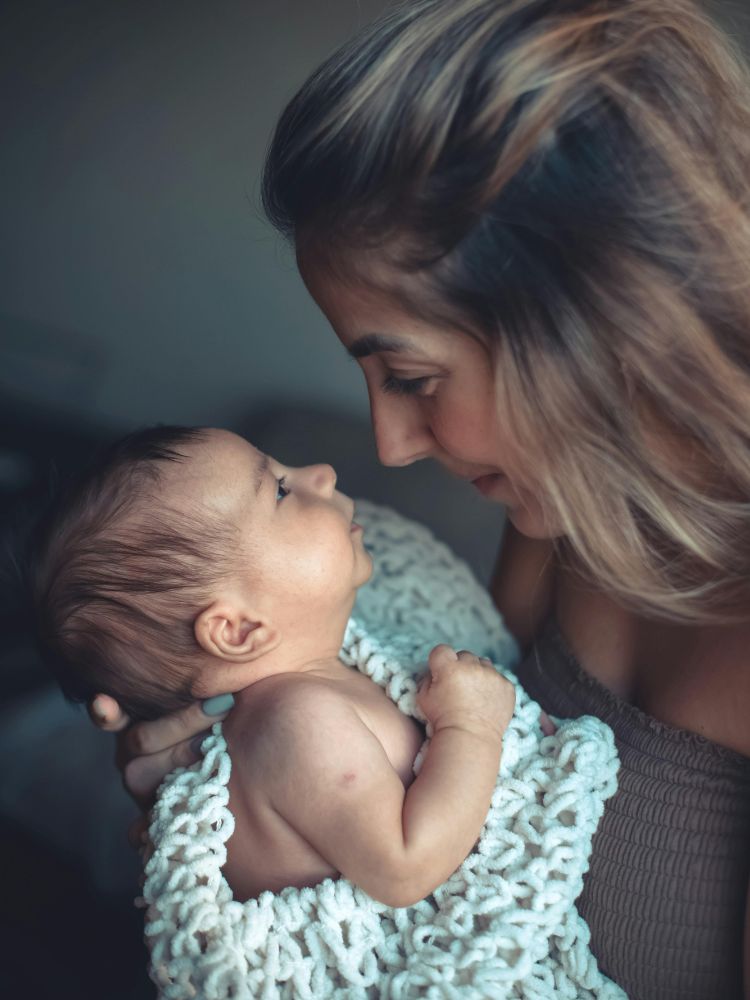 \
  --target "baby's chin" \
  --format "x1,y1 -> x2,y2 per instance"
357,550 -> 375,586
